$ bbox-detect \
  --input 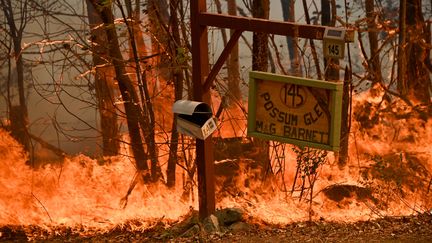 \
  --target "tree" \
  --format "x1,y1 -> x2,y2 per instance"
365,0 -> 383,89
121,0 -> 162,181
252,0 -> 269,72
398,0 -> 431,107
147,0 -> 170,82
0,0 -> 31,152
88,0 -> 150,174
227,0 -> 242,105
86,0 -> 120,157
166,0 -> 185,188
281,0 -> 301,74
251,0 -> 271,174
